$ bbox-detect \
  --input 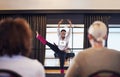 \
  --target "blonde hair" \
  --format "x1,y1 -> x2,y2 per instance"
88,21 -> 107,42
